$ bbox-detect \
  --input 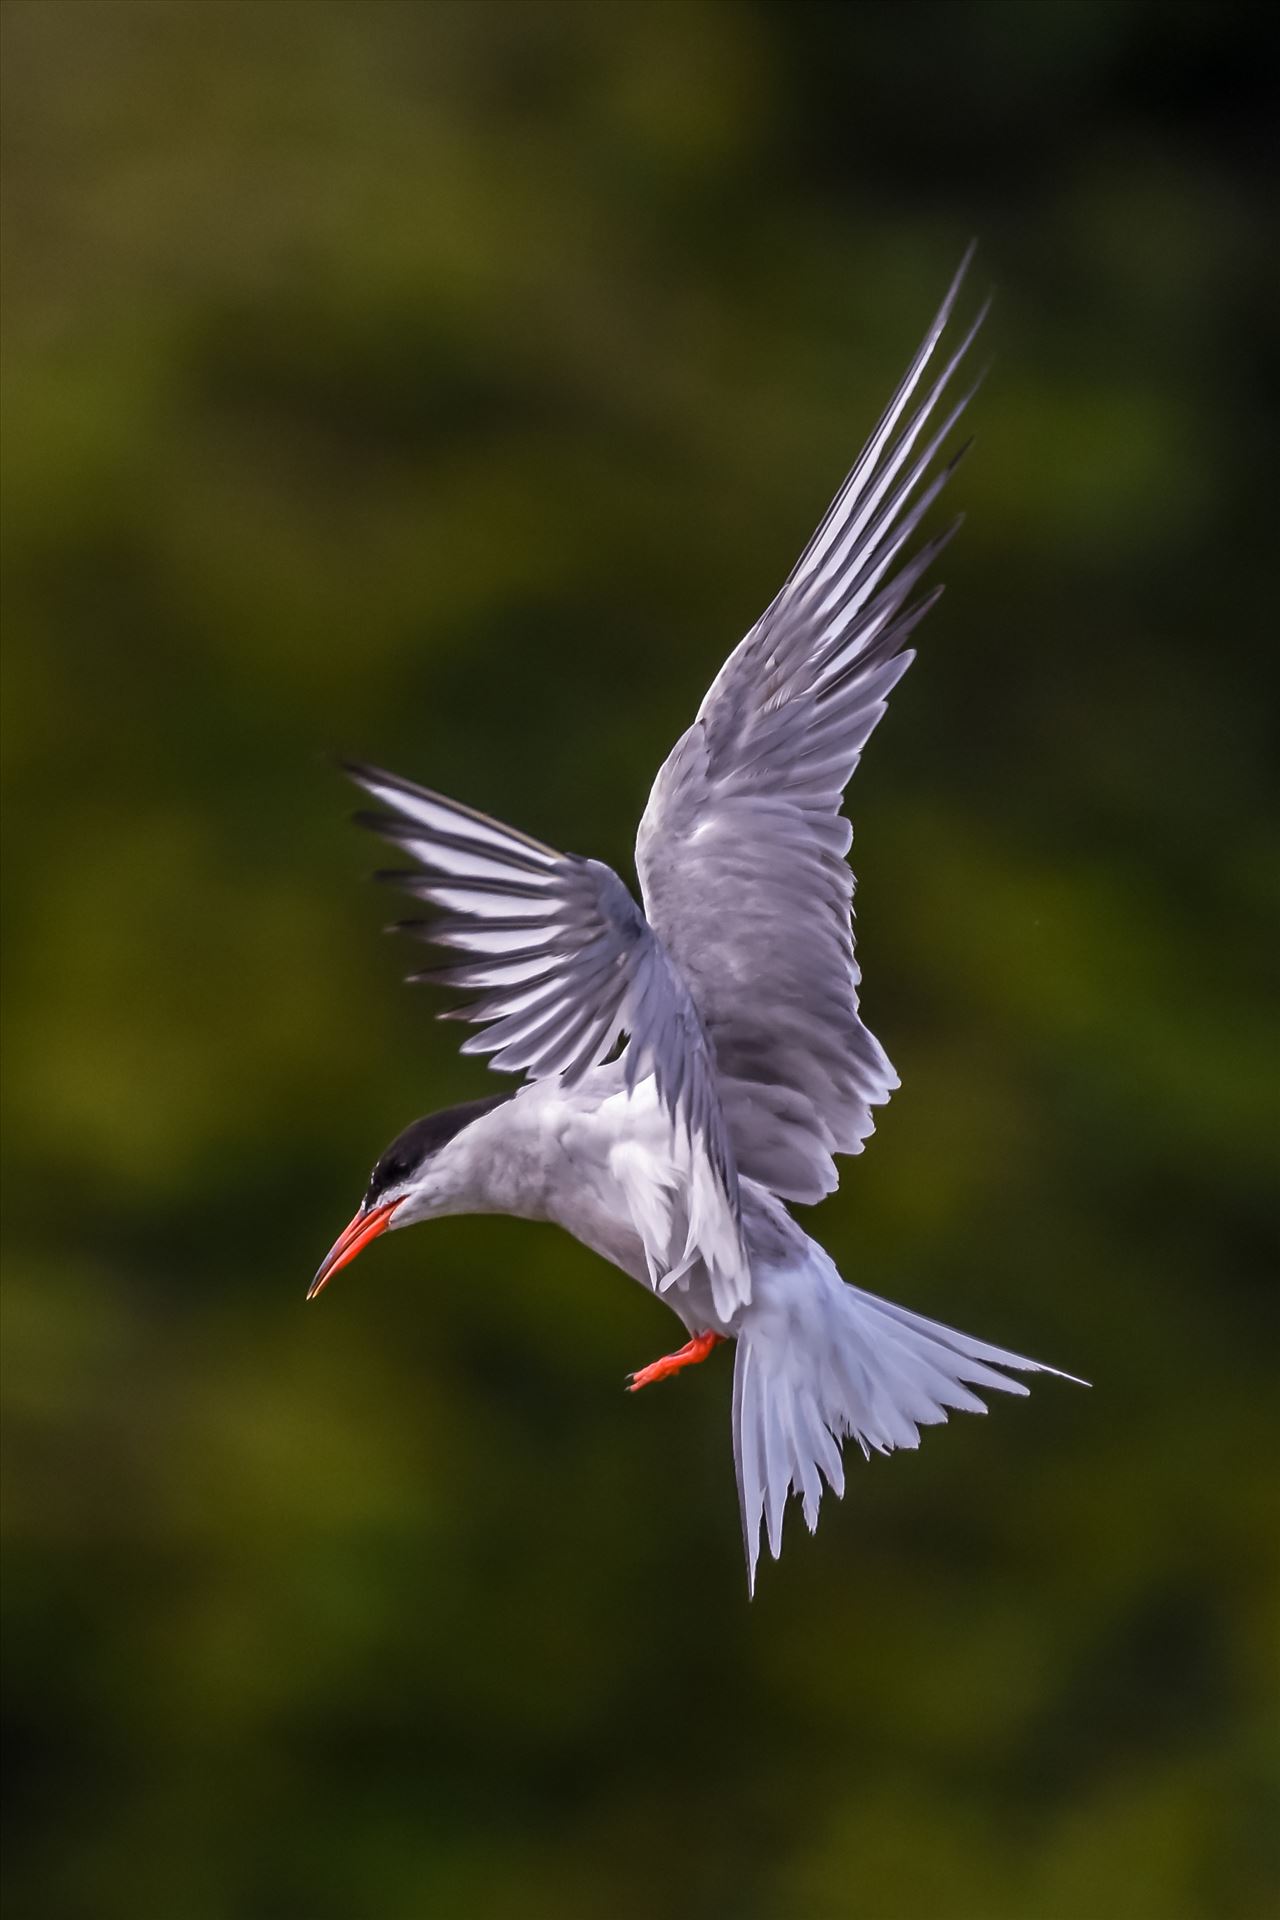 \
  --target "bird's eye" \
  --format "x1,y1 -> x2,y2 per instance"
368,1153 -> 408,1200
